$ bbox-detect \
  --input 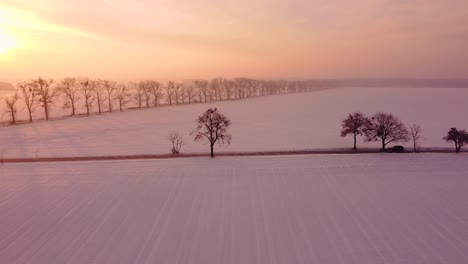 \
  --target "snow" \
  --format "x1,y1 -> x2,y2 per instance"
0,153 -> 468,263
1,88 -> 468,158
